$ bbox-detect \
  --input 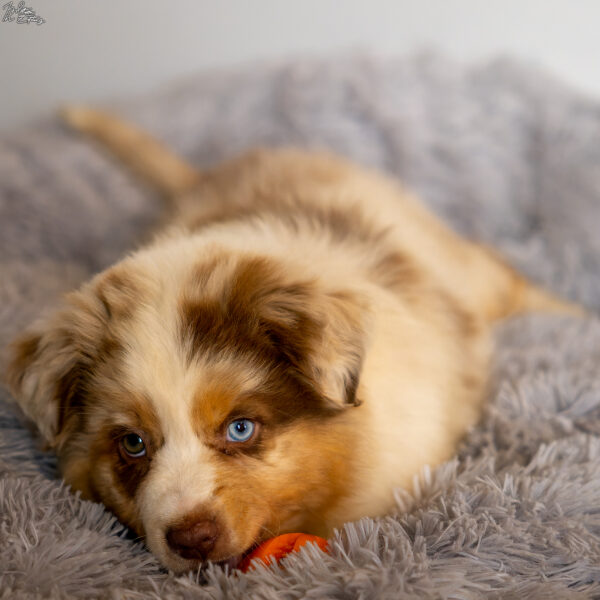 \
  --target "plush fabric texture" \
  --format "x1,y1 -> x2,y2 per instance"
2,53 -> 600,598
